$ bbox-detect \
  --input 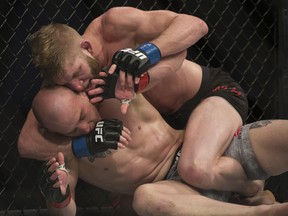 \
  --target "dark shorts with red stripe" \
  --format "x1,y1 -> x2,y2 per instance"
162,66 -> 248,129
